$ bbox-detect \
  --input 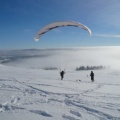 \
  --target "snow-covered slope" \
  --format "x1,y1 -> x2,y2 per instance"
0,47 -> 120,120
